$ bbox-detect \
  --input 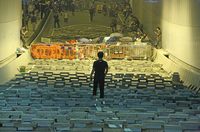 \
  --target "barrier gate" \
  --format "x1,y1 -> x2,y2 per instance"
30,42 -> 151,60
